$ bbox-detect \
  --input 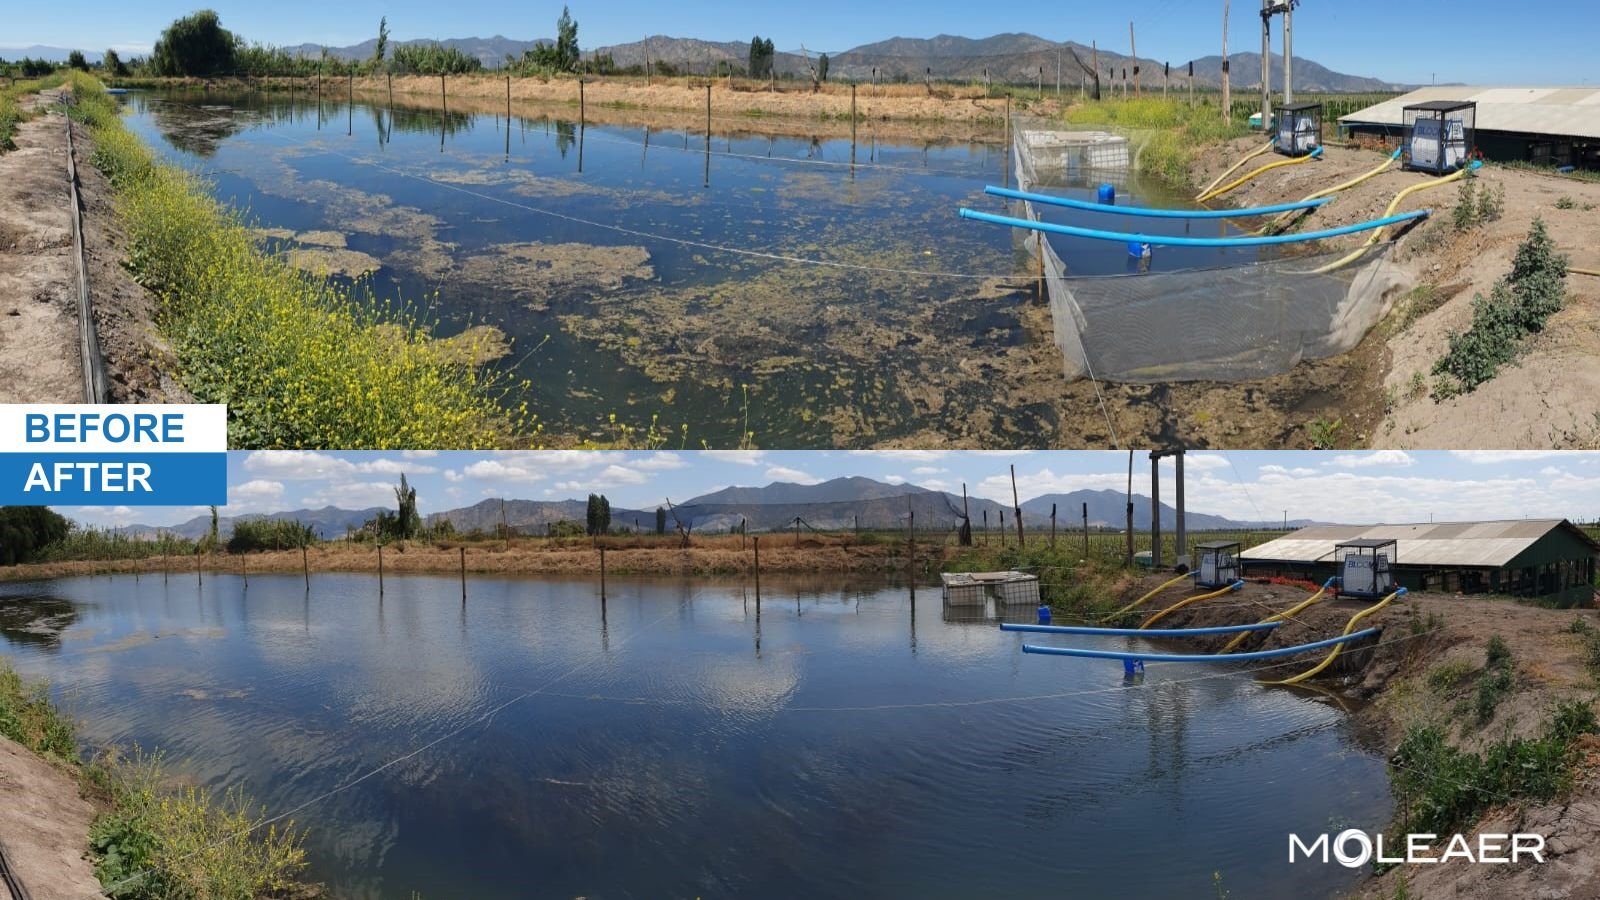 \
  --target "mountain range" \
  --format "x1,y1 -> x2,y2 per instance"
5,33 -> 1408,92
104,477 -> 1315,540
